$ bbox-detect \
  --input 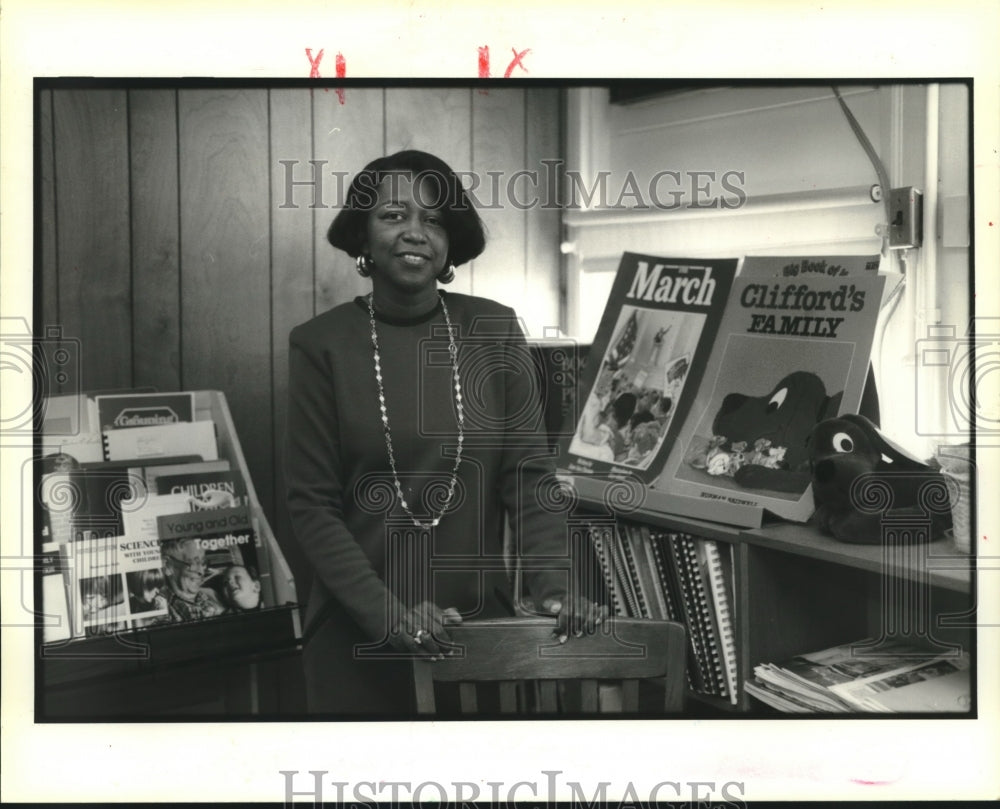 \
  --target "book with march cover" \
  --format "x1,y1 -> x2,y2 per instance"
95,391 -> 195,433
561,253 -> 737,482
655,268 -> 886,523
